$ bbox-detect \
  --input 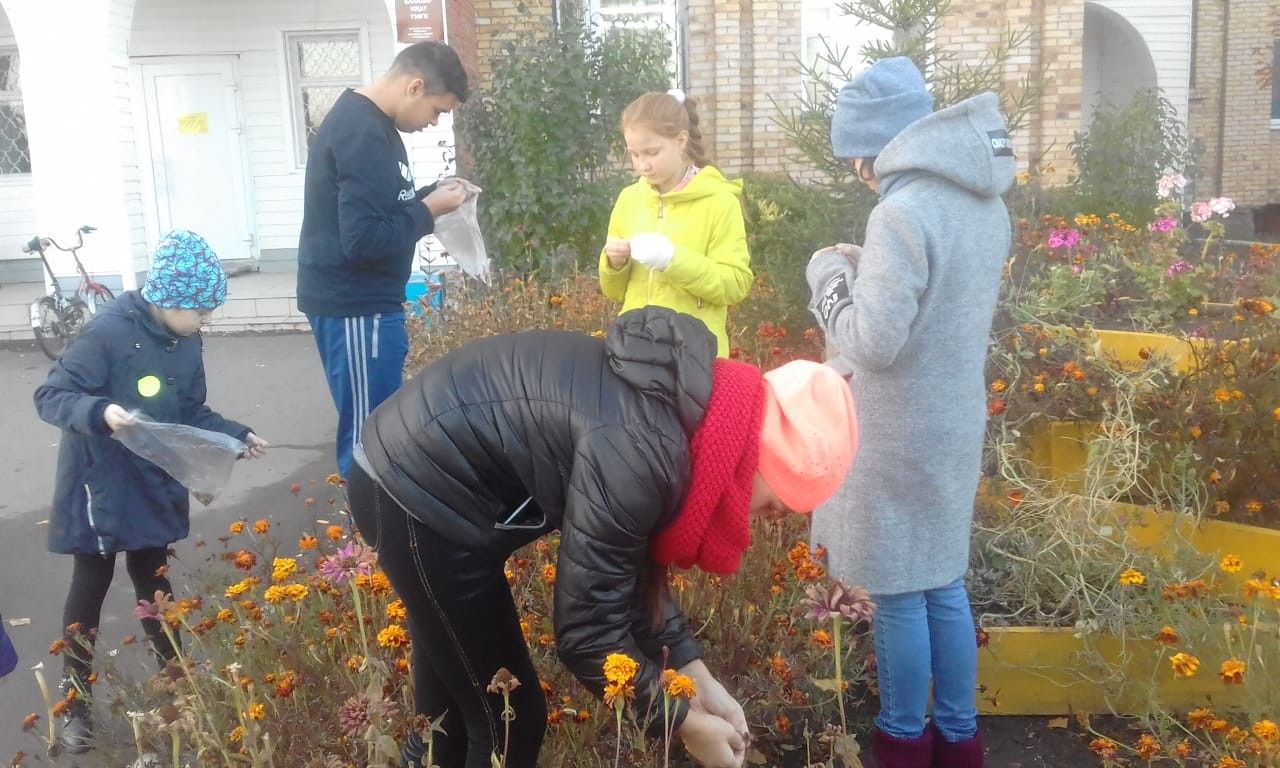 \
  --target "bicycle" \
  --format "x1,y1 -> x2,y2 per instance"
23,225 -> 115,361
